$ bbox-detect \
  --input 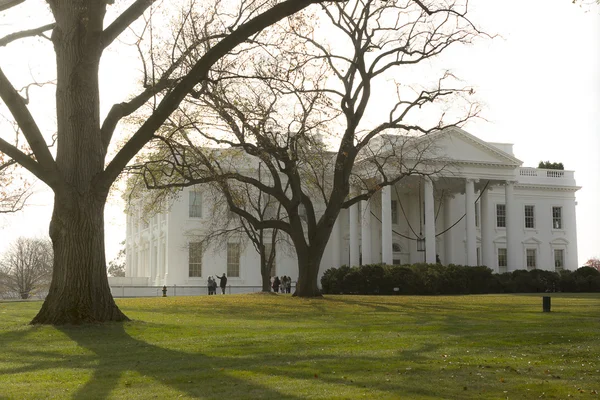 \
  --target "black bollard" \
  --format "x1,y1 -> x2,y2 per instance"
542,296 -> 551,312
